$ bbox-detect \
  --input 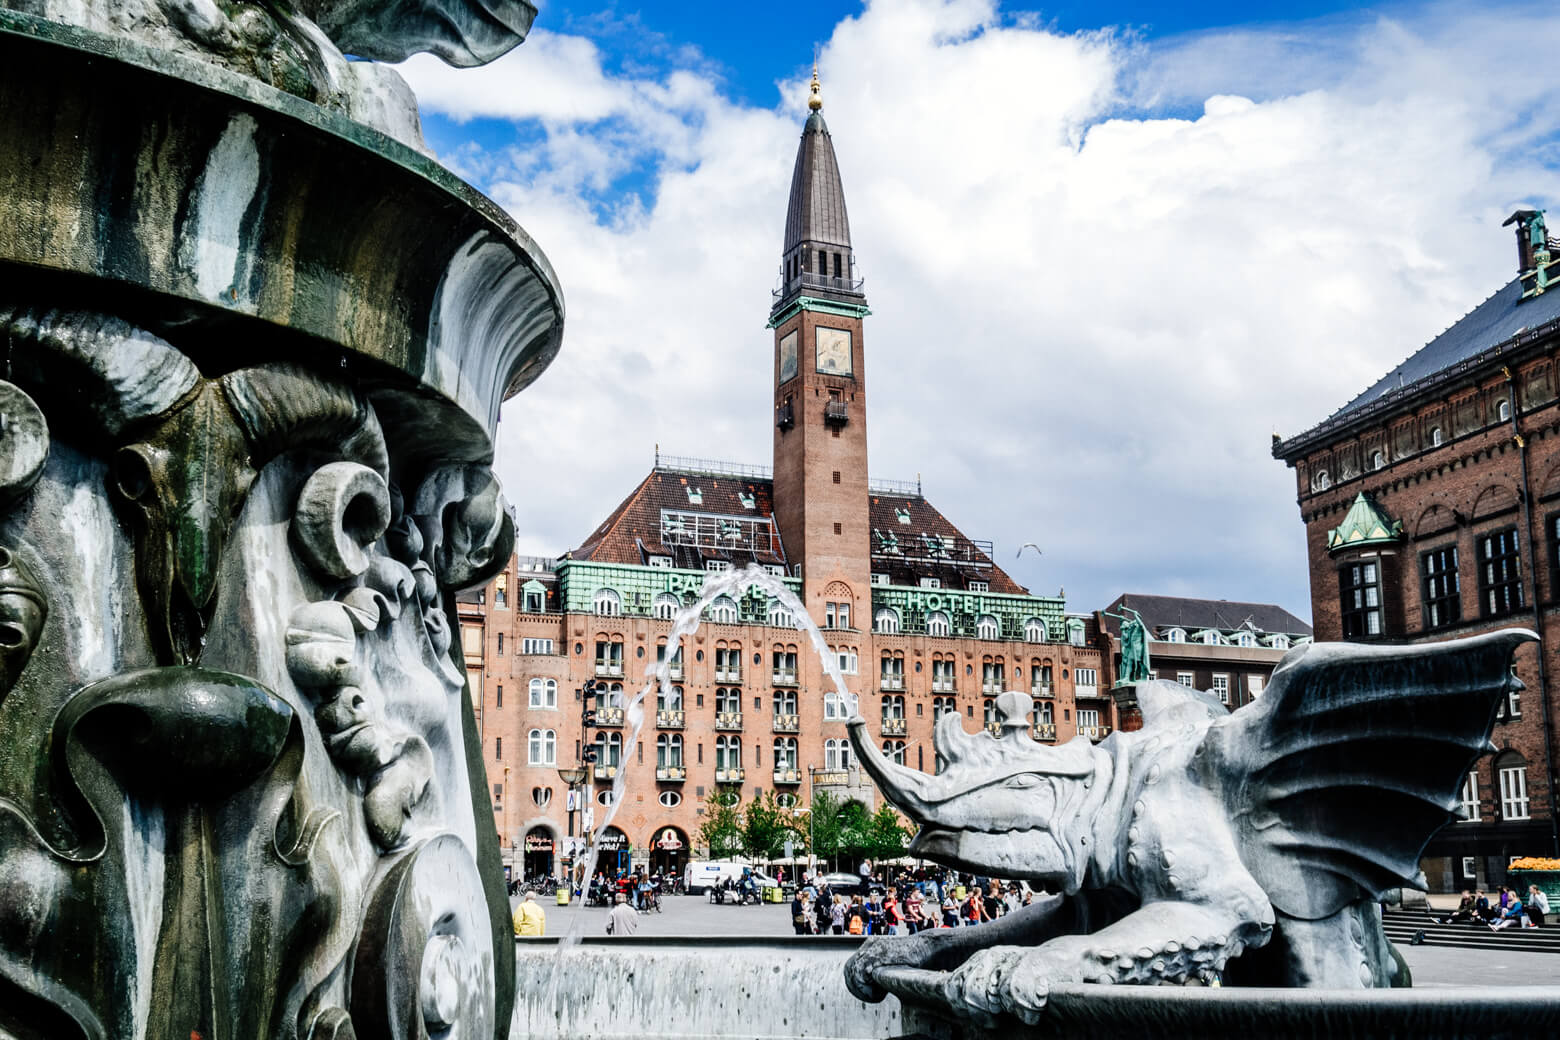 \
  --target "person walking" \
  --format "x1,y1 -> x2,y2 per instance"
792,891 -> 811,936
830,895 -> 846,935
904,886 -> 923,935
883,887 -> 903,936
1528,885 -> 1551,927
847,894 -> 868,935
512,891 -> 546,936
607,892 -> 638,936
